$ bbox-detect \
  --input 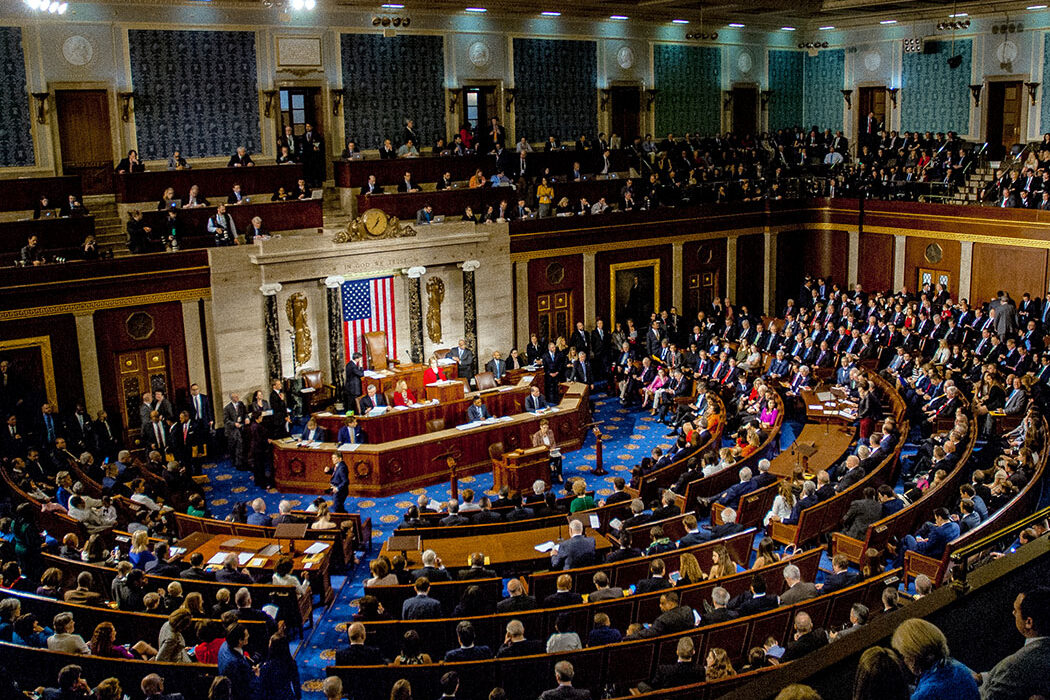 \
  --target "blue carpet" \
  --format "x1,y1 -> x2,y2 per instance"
200,395 -> 678,696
